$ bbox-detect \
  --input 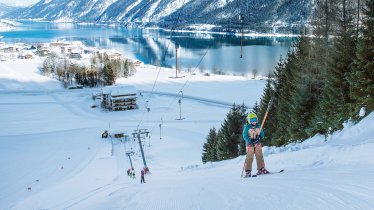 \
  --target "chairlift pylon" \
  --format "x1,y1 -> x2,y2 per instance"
239,13 -> 244,58
239,0 -> 244,58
